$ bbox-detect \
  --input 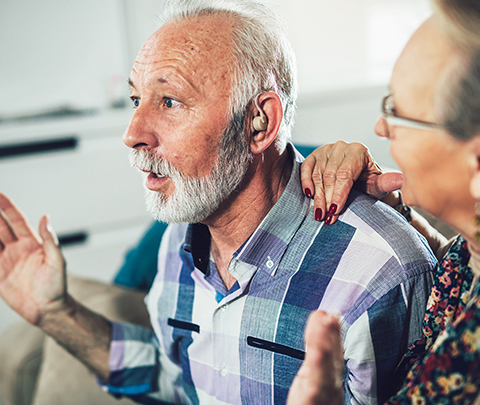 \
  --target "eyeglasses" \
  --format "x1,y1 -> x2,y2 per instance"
381,92 -> 442,131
